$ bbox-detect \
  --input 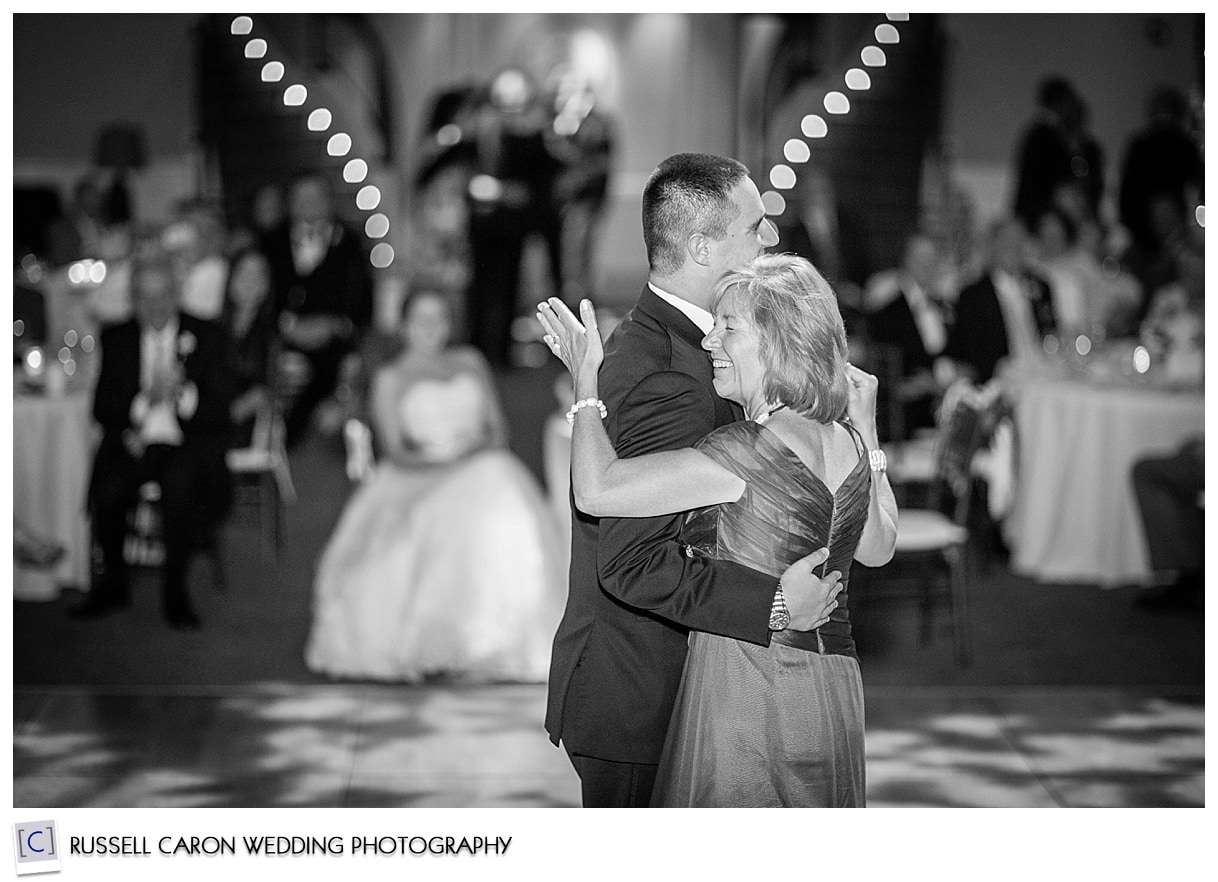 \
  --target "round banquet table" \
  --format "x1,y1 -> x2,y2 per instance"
1004,374 -> 1204,587
13,390 -> 95,601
